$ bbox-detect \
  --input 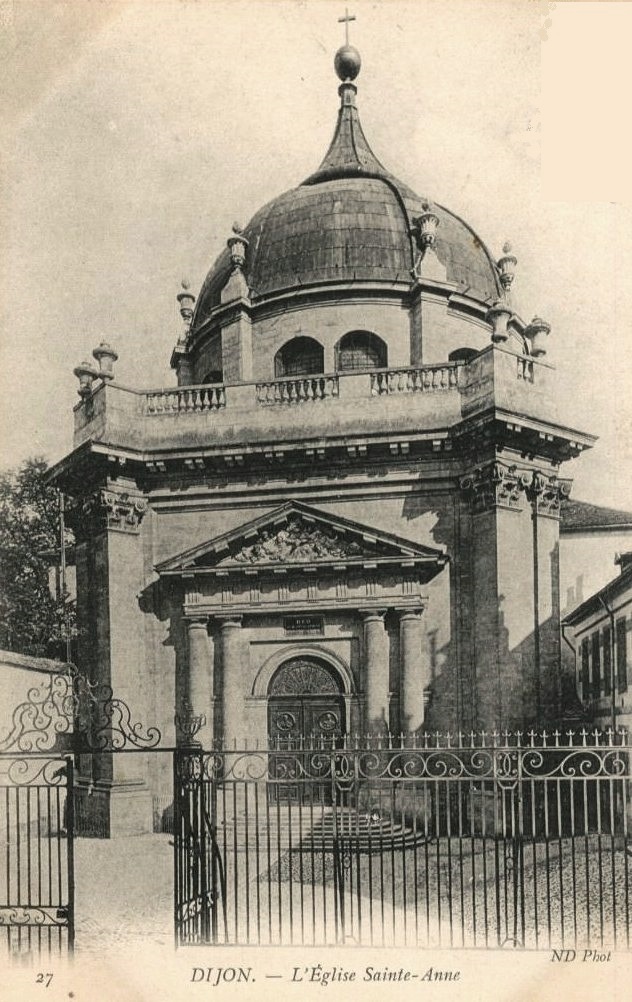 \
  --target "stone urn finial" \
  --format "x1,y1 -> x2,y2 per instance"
486,300 -> 513,343
227,223 -> 249,272
525,316 -> 551,357
176,278 -> 196,327
73,359 -> 98,397
92,341 -> 118,381
412,203 -> 440,250
497,241 -> 517,294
